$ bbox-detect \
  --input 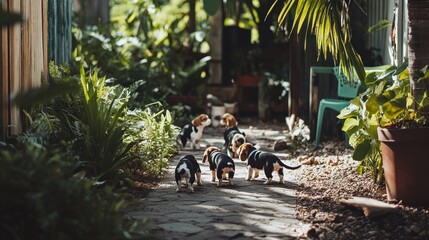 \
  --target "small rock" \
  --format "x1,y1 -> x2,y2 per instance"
273,139 -> 288,151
